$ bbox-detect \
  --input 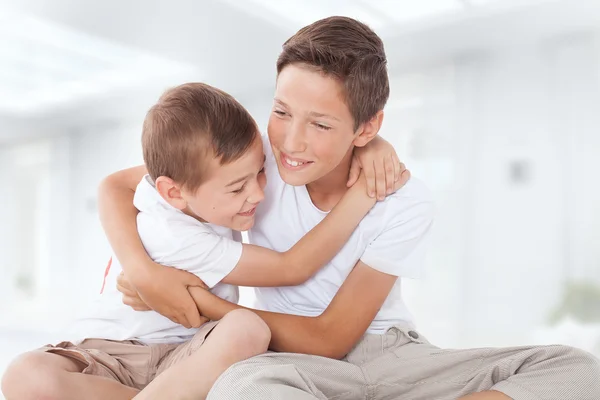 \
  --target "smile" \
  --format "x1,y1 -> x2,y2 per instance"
281,153 -> 313,170
238,207 -> 256,217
